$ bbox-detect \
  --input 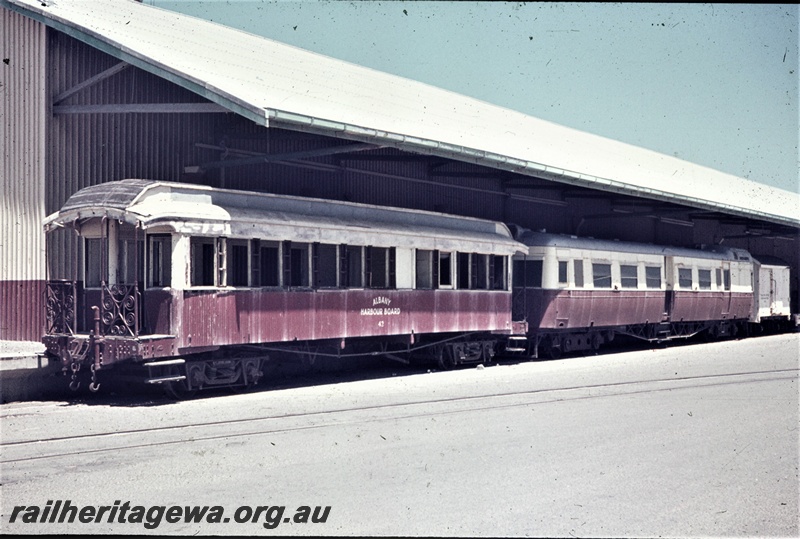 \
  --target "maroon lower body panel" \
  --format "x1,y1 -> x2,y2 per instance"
518,289 -> 666,330
671,292 -> 752,322
0,280 -> 45,341
178,289 -> 513,350
141,289 -> 174,335
516,289 -> 753,331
